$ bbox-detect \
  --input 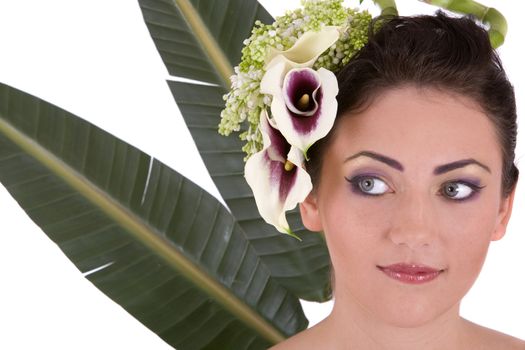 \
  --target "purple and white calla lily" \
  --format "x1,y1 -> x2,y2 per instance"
260,63 -> 338,157
245,110 -> 312,237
